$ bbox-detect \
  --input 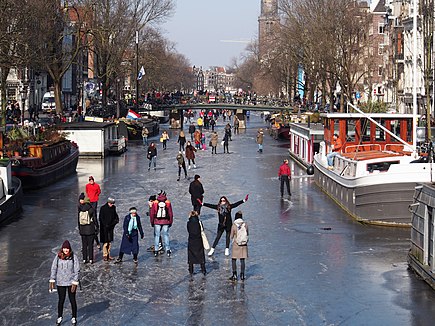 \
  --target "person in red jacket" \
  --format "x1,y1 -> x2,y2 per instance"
86,176 -> 102,248
150,191 -> 174,258
278,159 -> 292,197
